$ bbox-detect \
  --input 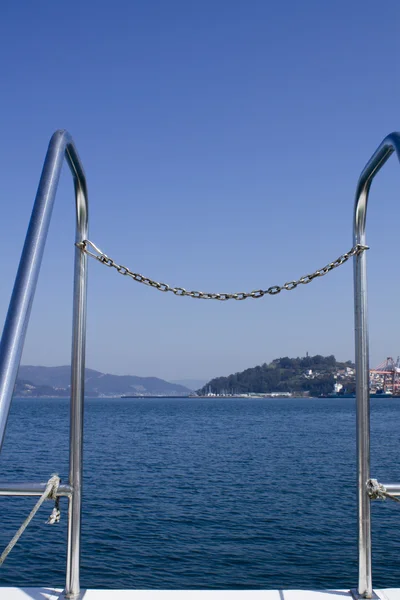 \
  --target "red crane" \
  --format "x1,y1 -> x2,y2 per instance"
370,357 -> 400,393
